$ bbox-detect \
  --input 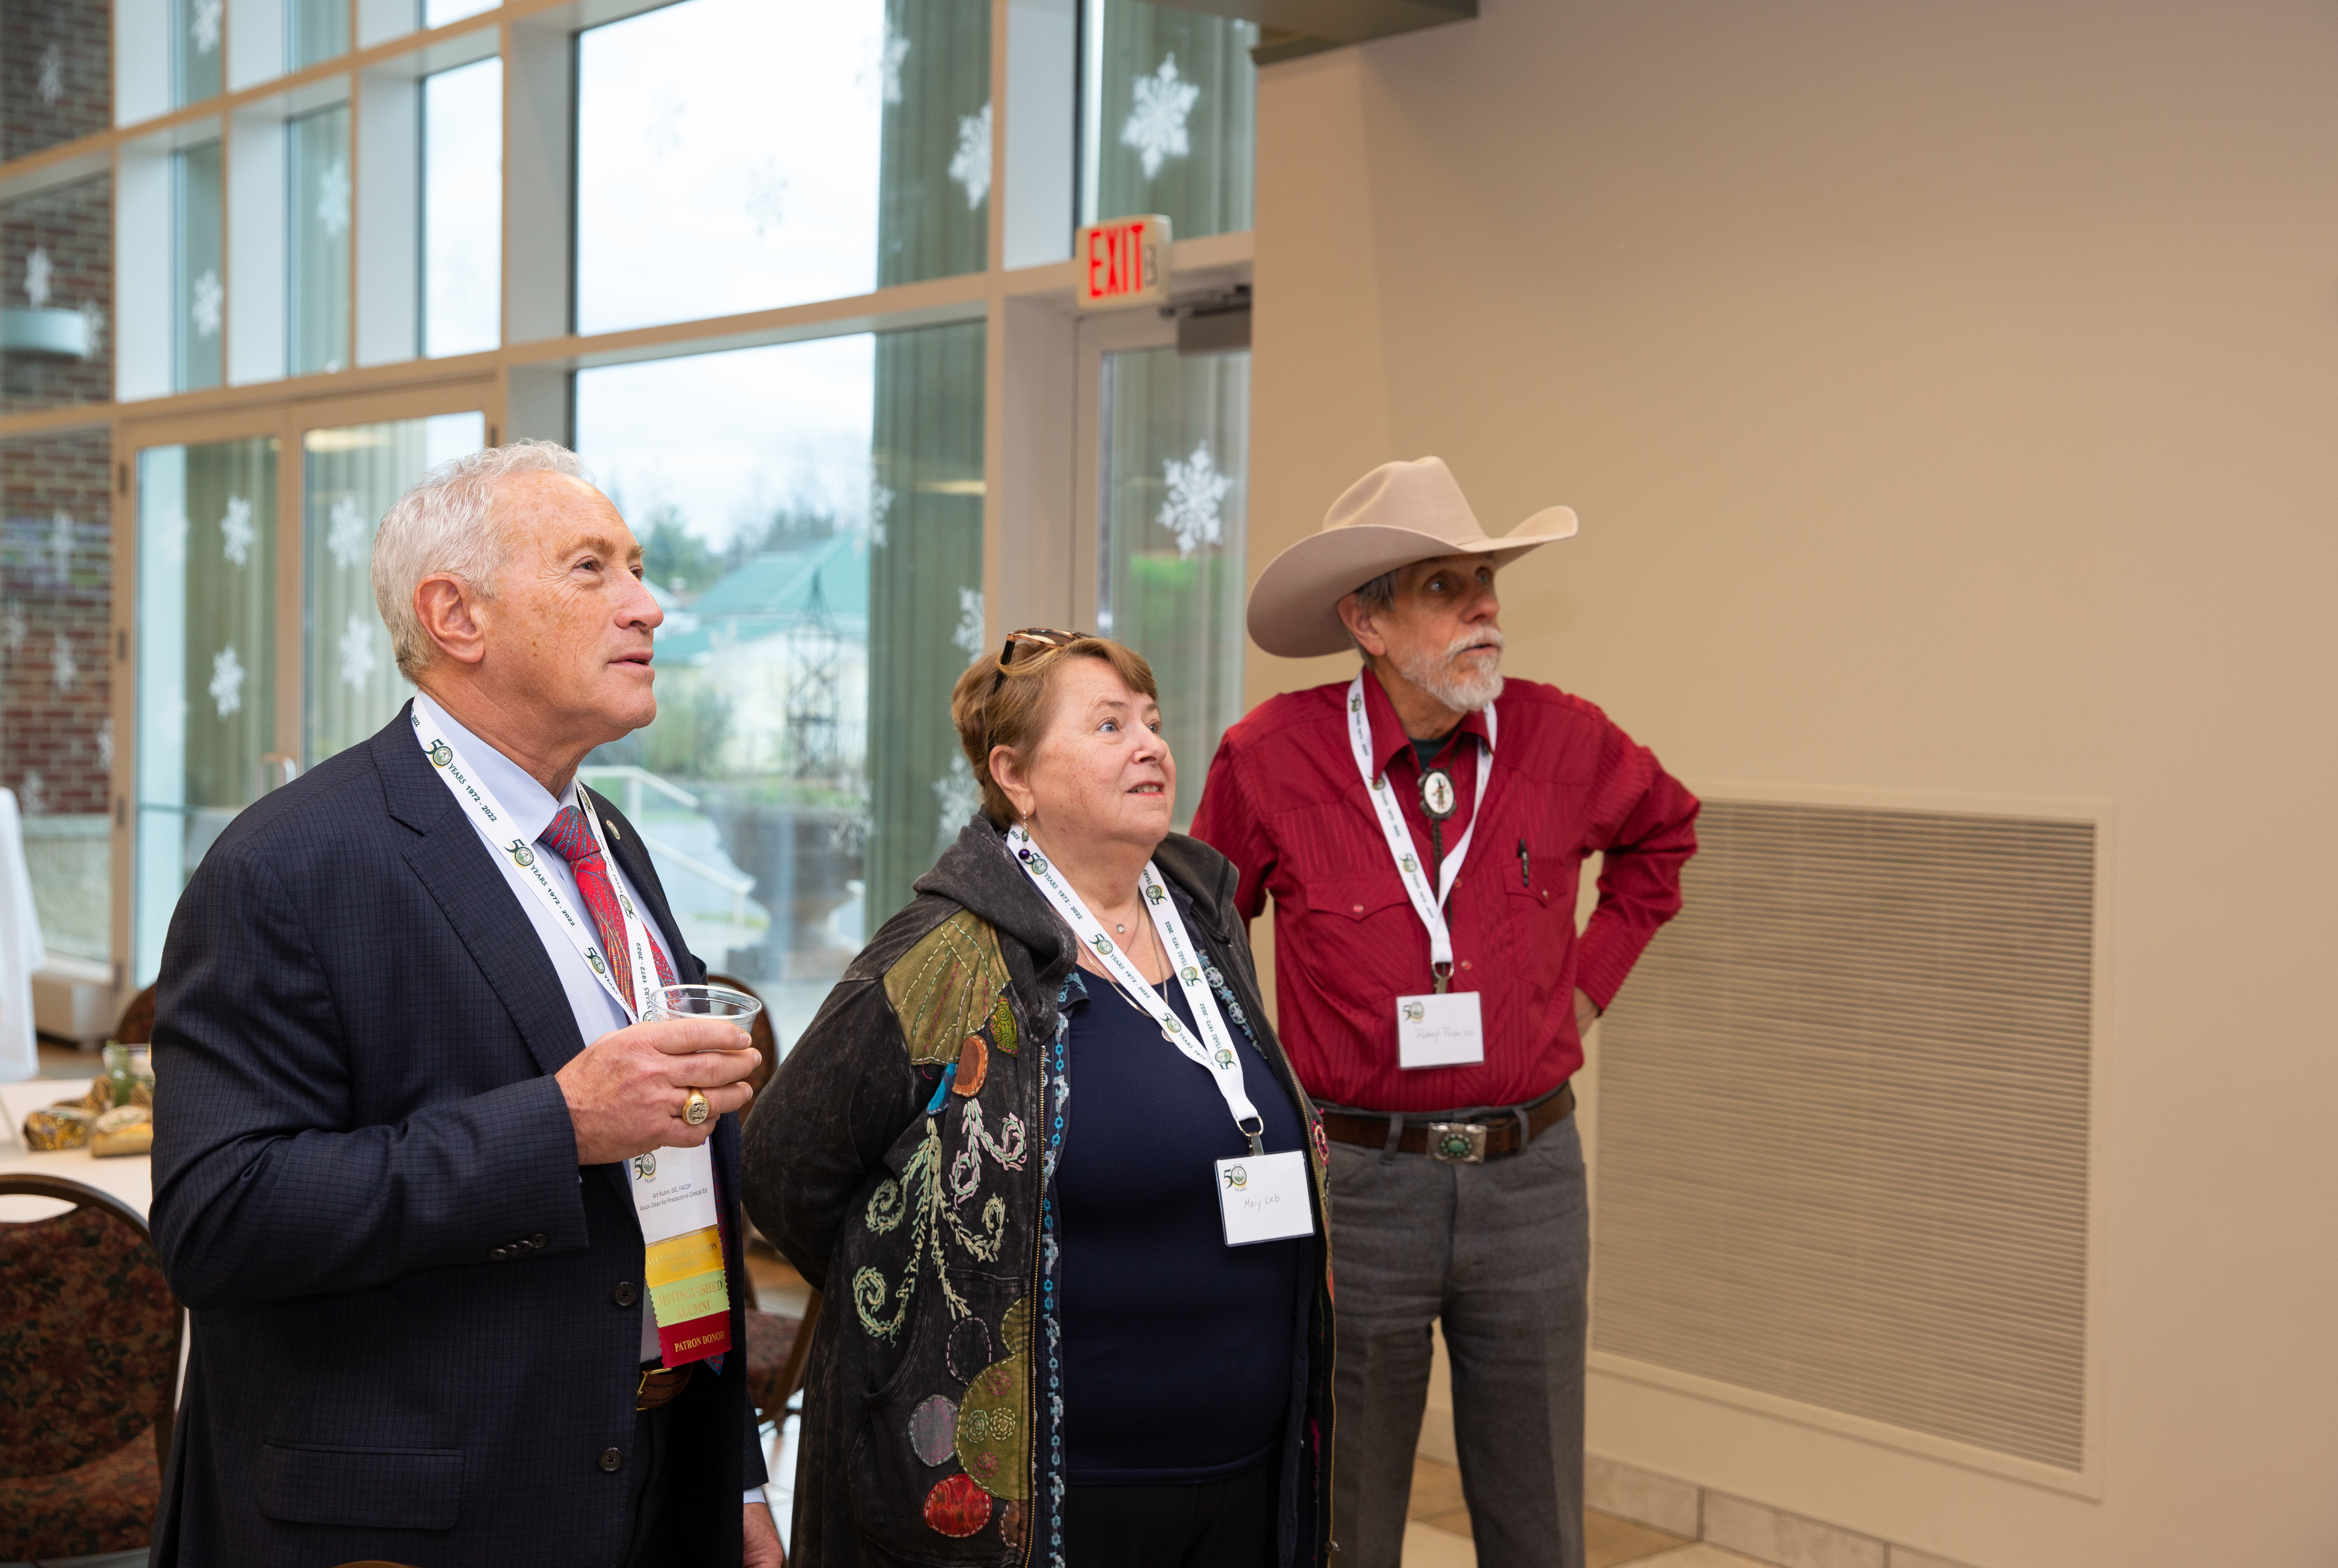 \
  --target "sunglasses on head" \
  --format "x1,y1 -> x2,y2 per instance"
990,628 -> 1091,694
